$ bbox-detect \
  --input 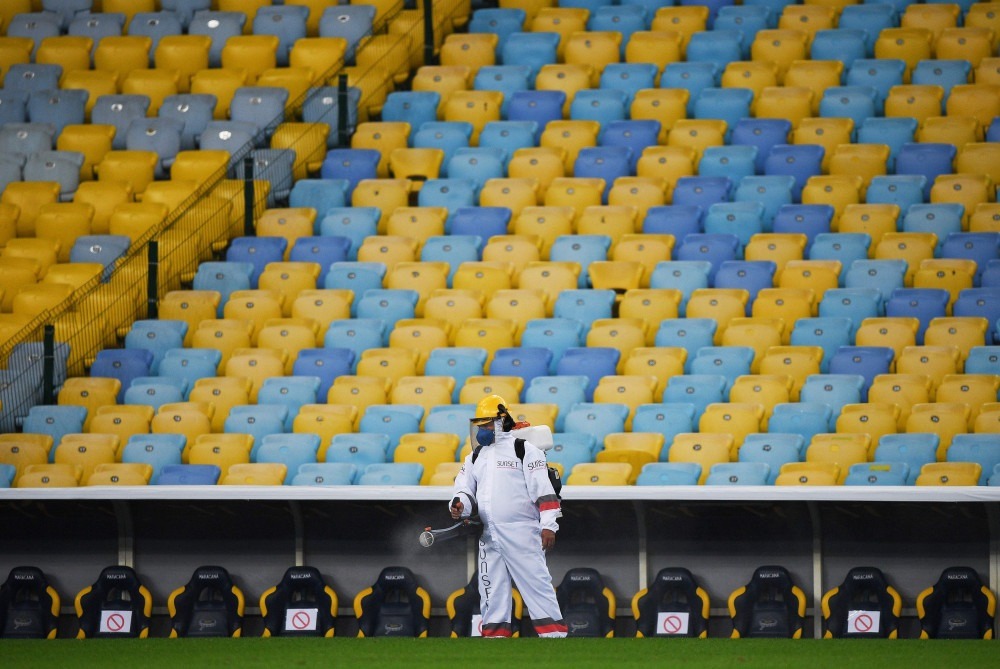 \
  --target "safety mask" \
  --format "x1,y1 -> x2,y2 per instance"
476,426 -> 495,446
